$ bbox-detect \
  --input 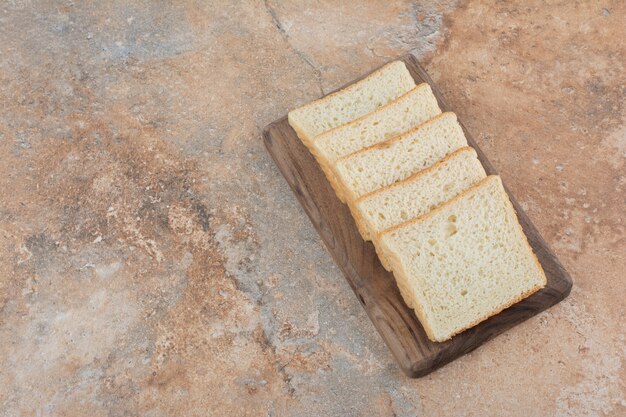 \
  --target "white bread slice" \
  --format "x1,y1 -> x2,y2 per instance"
357,147 -> 486,237
334,112 -> 467,203
287,61 -> 415,148
379,176 -> 547,342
